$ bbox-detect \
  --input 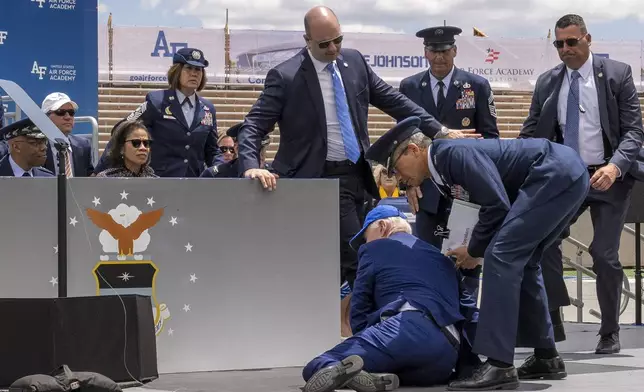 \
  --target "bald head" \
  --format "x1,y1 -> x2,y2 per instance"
303,6 -> 343,63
